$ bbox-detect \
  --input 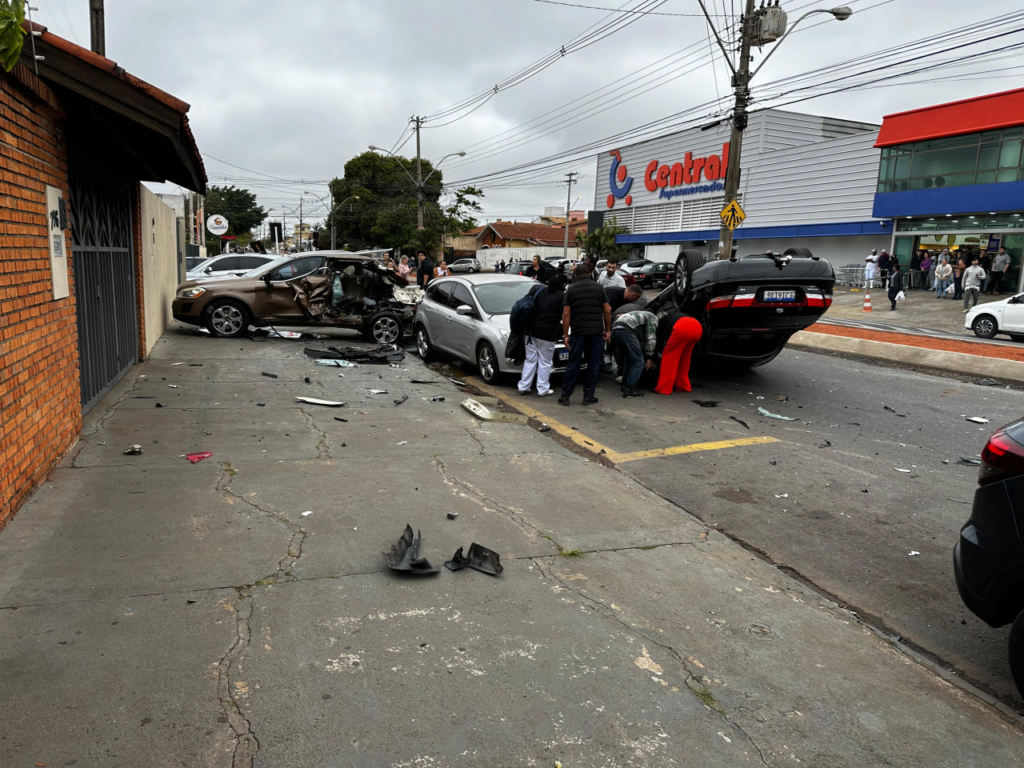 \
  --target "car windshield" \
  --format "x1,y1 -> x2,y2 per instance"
473,281 -> 533,315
